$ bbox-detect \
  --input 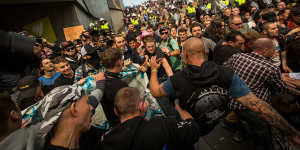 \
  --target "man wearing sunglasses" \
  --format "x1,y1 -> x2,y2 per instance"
228,15 -> 253,34
159,28 -> 182,72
